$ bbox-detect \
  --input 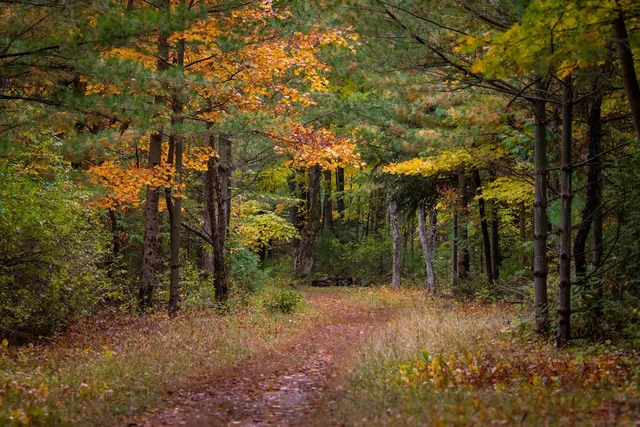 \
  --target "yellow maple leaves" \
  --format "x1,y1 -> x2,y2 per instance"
272,124 -> 362,170
88,145 -> 216,210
